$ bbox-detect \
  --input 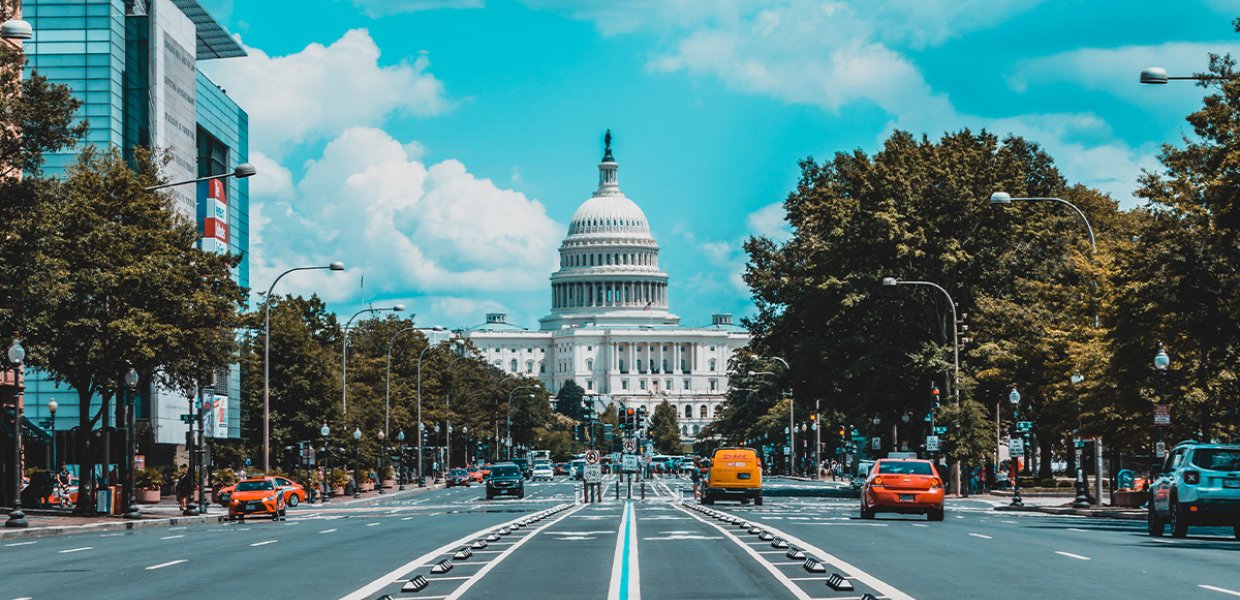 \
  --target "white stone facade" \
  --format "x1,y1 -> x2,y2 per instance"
463,134 -> 749,443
